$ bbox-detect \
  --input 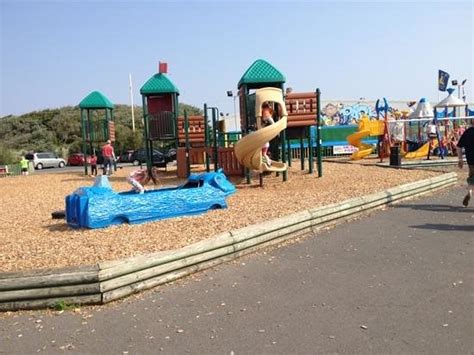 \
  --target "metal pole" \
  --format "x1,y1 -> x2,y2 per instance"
129,73 -> 135,132
211,108 -> 219,172
81,109 -> 88,176
233,95 -> 238,132
280,84 -> 287,182
184,110 -> 190,177
308,126 -> 314,174
142,95 -> 152,174
299,128 -> 304,171
287,137 -> 292,167
316,89 -> 323,177
204,103 -> 210,172
244,85 -> 251,184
